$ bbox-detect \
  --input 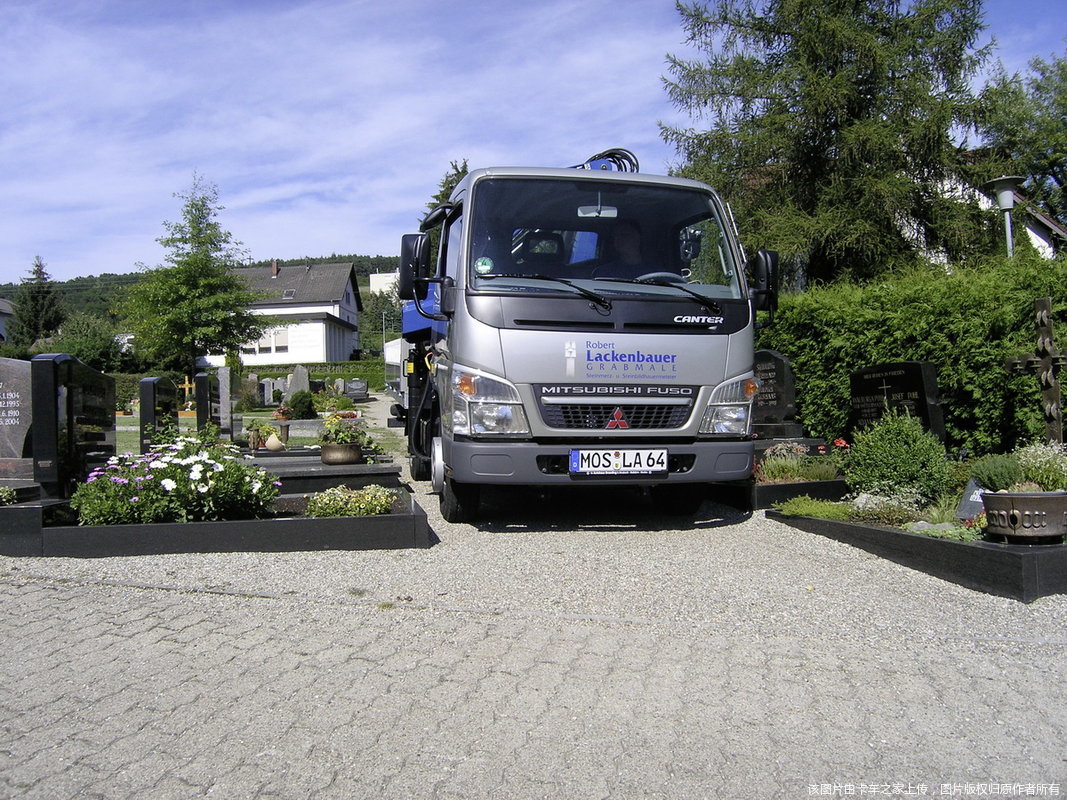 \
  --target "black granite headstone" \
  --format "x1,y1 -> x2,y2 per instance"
0,358 -> 34,478
31,354 -> 115,499
849,361 -> 945,440
195,372 -> 221,432
752,350 -> 804,438
139,377 -> 180,454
